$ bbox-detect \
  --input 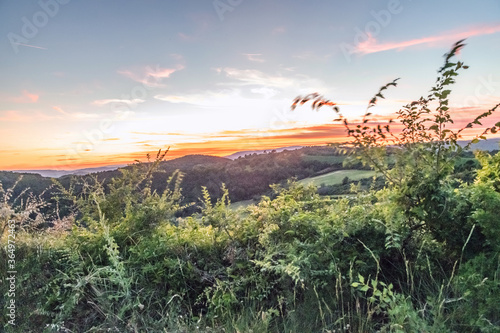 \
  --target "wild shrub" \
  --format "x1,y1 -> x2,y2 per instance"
294,40 -> 500,331
295,40 -> 500,258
